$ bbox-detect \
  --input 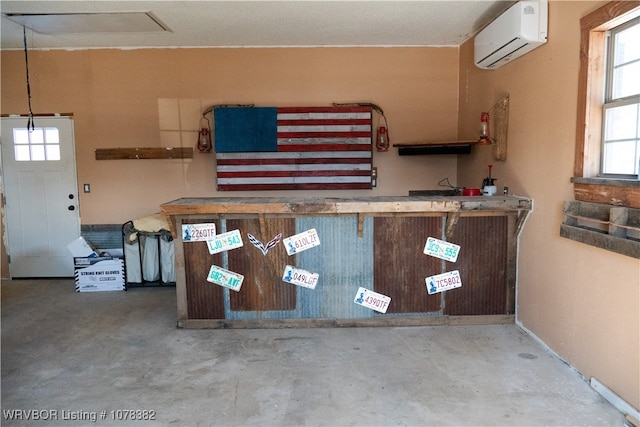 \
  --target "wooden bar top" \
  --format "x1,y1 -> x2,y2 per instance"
161,196 -> 532,216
